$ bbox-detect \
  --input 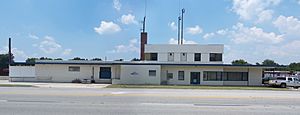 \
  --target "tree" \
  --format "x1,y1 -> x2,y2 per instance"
131,58 -> 140,61
26,58 -> 38,64
39,57 -> 53,60
26,57 -> 55,63
71,57 -> 87,60
54,58 -> 63,60
0,53 -> 14,68
91,58 -> 102,61
231,59 -> 249,65
261,59 -> 279,66
289,62 -> 300,71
